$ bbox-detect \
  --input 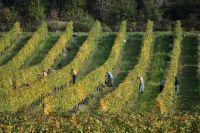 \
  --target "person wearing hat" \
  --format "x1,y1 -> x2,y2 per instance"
160,80 -> 165,93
